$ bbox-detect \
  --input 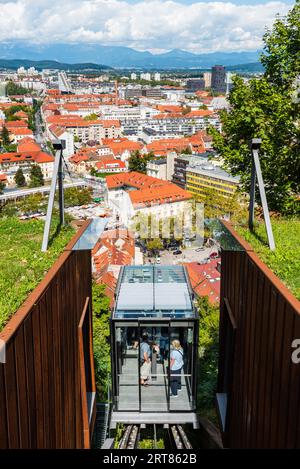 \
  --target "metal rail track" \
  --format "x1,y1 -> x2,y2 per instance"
118,425 -> 140,449
170,425 -> 193,449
